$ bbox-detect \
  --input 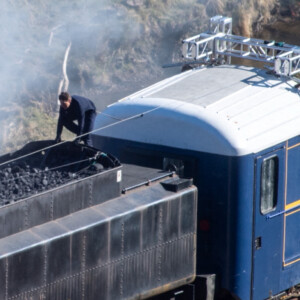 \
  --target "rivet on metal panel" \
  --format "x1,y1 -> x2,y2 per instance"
81,232 -> 87,300
8,232 -> 195,299
157,205 -> 163,282
24,200 -> 29,229
41,245 -> 48,299
50,192 -> 54,220
120,222 -> 125,296
89,180 -> 93,206
5,257 -> 8,300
